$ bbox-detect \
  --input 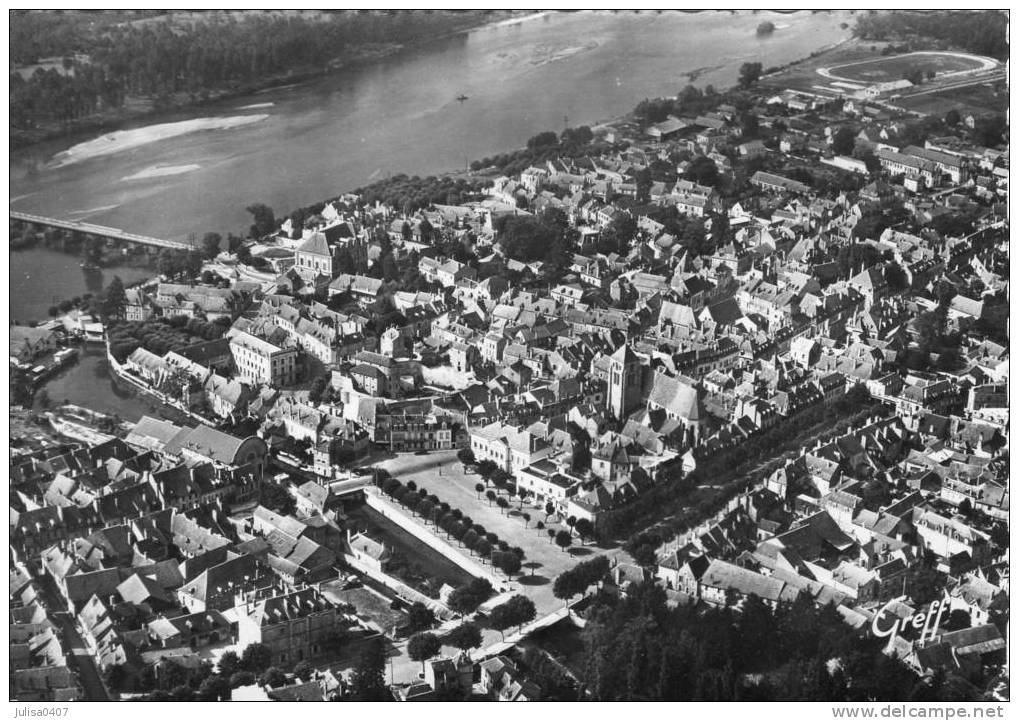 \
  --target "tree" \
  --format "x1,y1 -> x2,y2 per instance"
598,212 -> 638,255
475,538 -> 493,559
447,578 -> 492,618
738,61 -> 763,88
832,126 -> 856,156
491,469 -> 510,491
407,602 -> 436,633
381,252 -> 399,281
553,572 -> 581,608
521,512 -> 531,529
489,604 -> 514,640
445,622 -> 483,652
885,261 -> 909,291
407,632 -> 442,673
240,643 -> 273,673
547,528 -> 556,544
260,481 -> 296,516
462,529 -> 479,552
545,501 -> 555,518
485,490 -> 496,506
169,685 -> 195,701
476,459 -> 498,483
555,530 -> 573,553
217,650 -> 241,678
348,637 -> 389,701
458,447 -> 476,466
527,130 -> 559,149
292,660 -> 314,682
229,671 -> 256,689
516,486 -> 528,509
475,483 -> 485,499
102,275 -> 126,320
492,595 -> 537,635
418,217 -> 434,245
201,232 -> 223,259
685,155 -> 719,187
235,242 -> 252,264
575,518 -> 595,545
498,552 -> 522,579
496,497 -> 510,515
259,667 -> 287,688
246,203 -> 276,239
